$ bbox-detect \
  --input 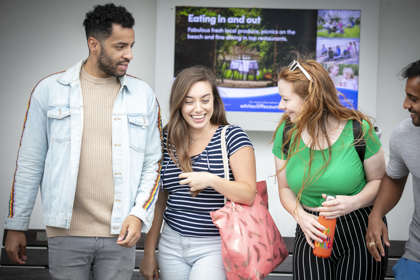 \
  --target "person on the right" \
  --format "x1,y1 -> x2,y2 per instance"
273,59 -> 388,280
366,59 -> 420,279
